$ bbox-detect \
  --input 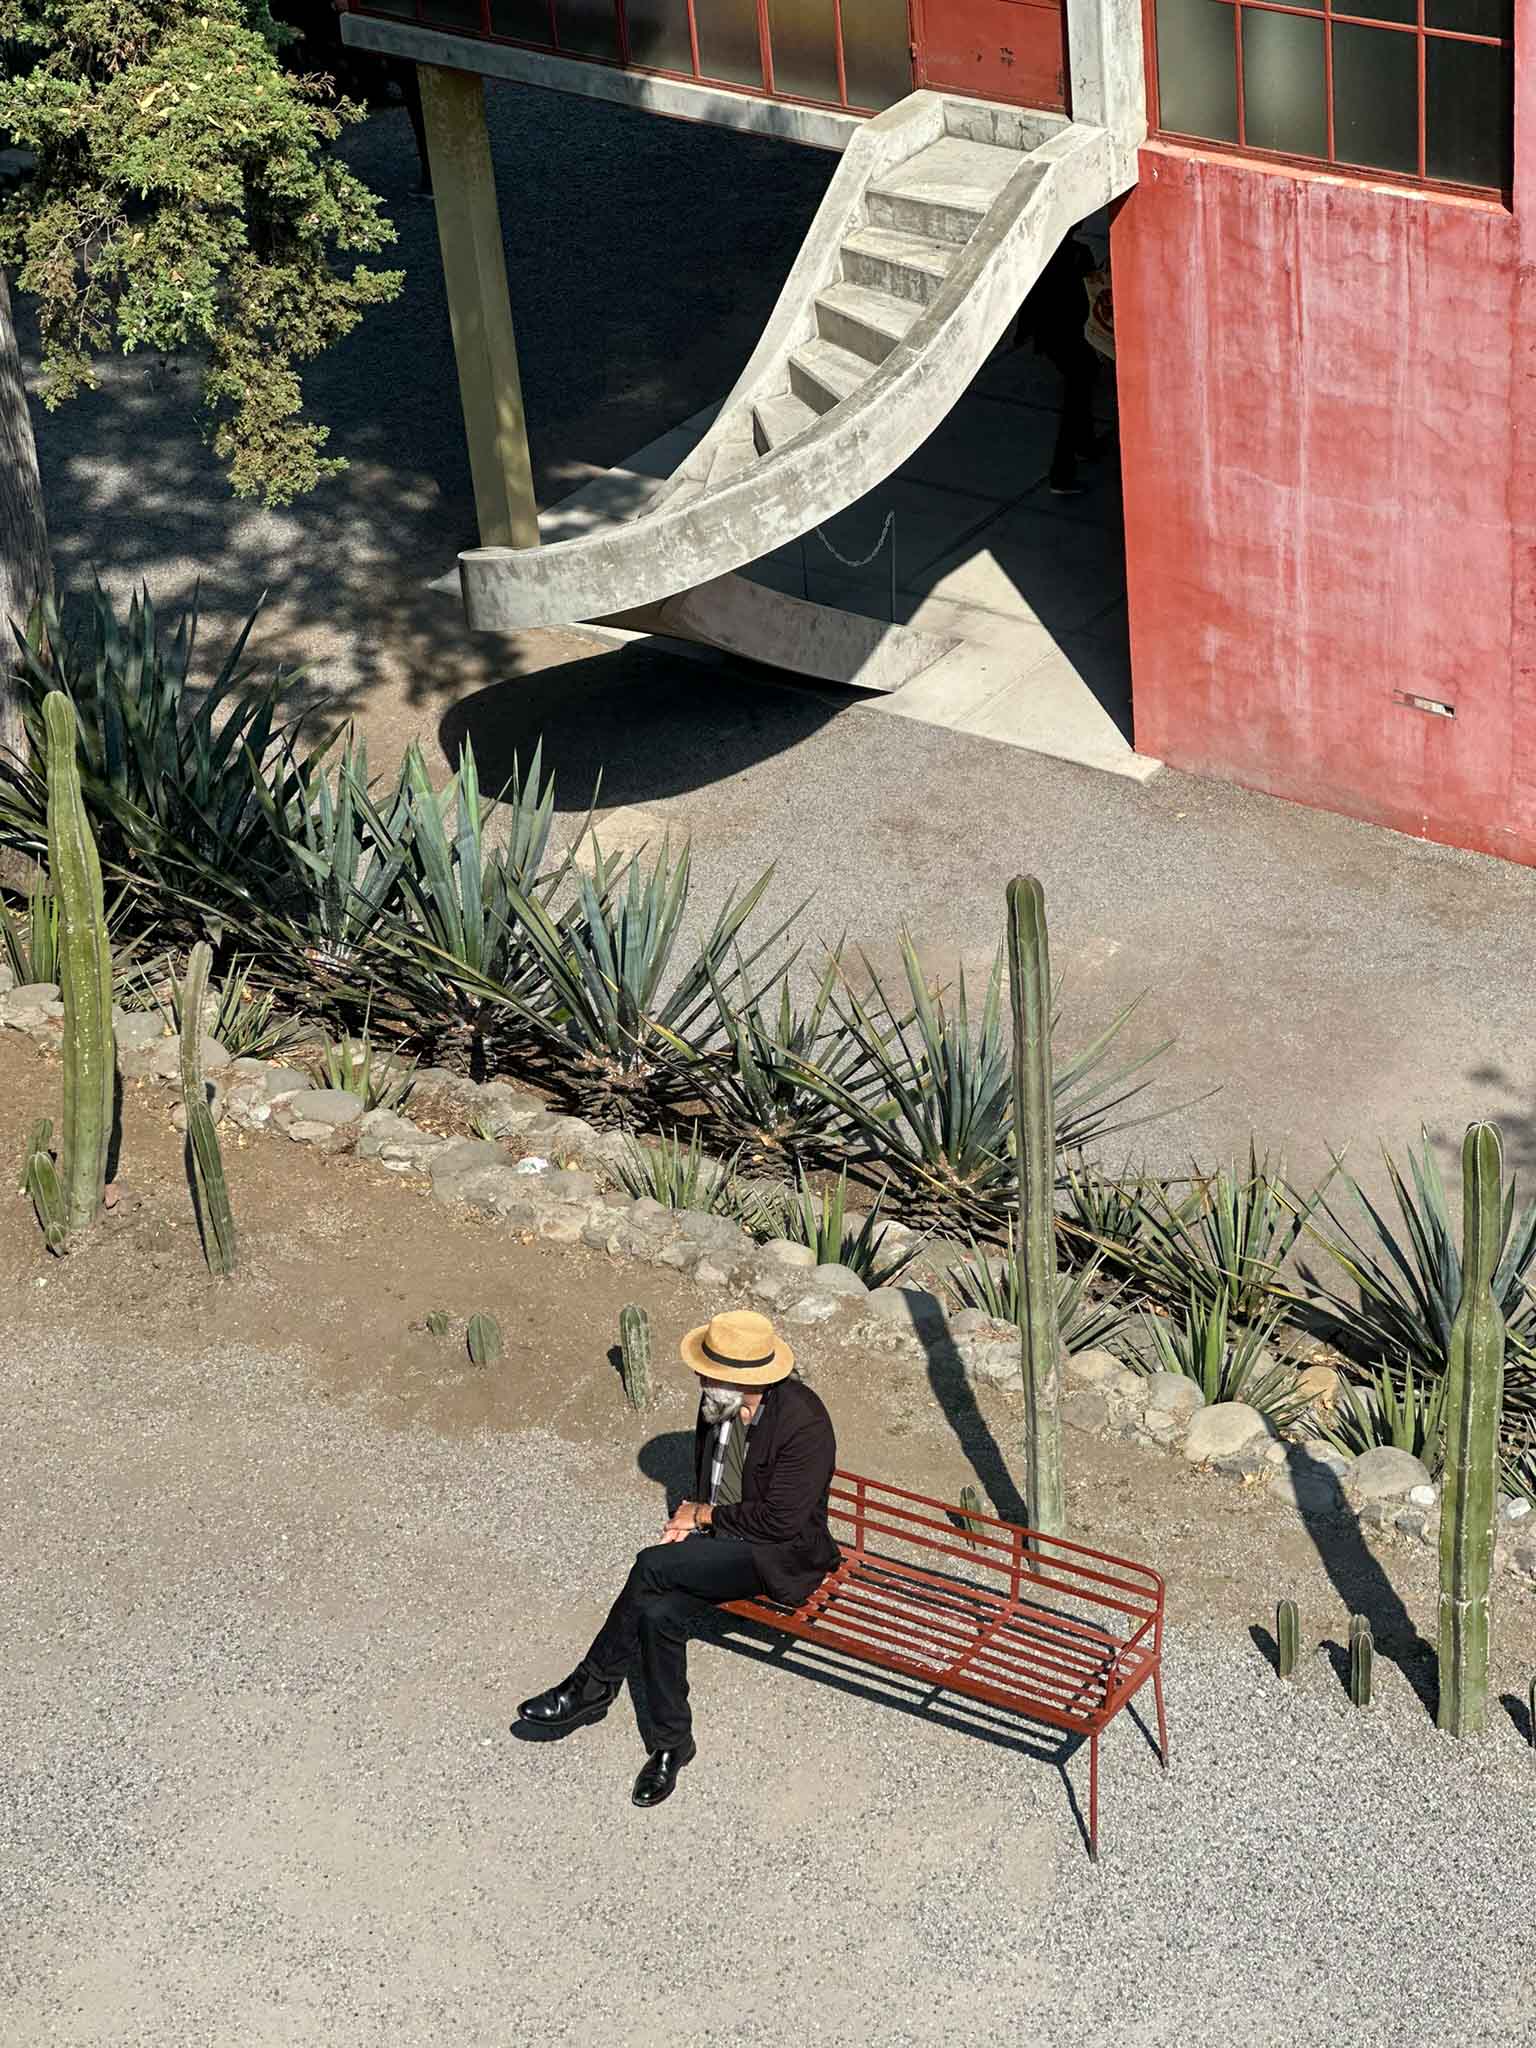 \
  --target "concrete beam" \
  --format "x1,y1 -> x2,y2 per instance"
1066,0 -> 1147,162
340,17 -> 861,154
417,63 -> 539,551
